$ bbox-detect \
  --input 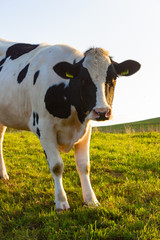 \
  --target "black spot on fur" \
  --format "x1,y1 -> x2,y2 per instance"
0,59 -> 6,72
0,58 -> 6,72
33,70 -> 40,85
0,58 -> 6,66
17,64 -> 30,84
35,113 -> 39,125
33,112 -> 39,126
0,43 -> 39,67
6,43 -> 39,60
36,128 -> 41,138
44,83 -> 71,119
33,112 -> 36,126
